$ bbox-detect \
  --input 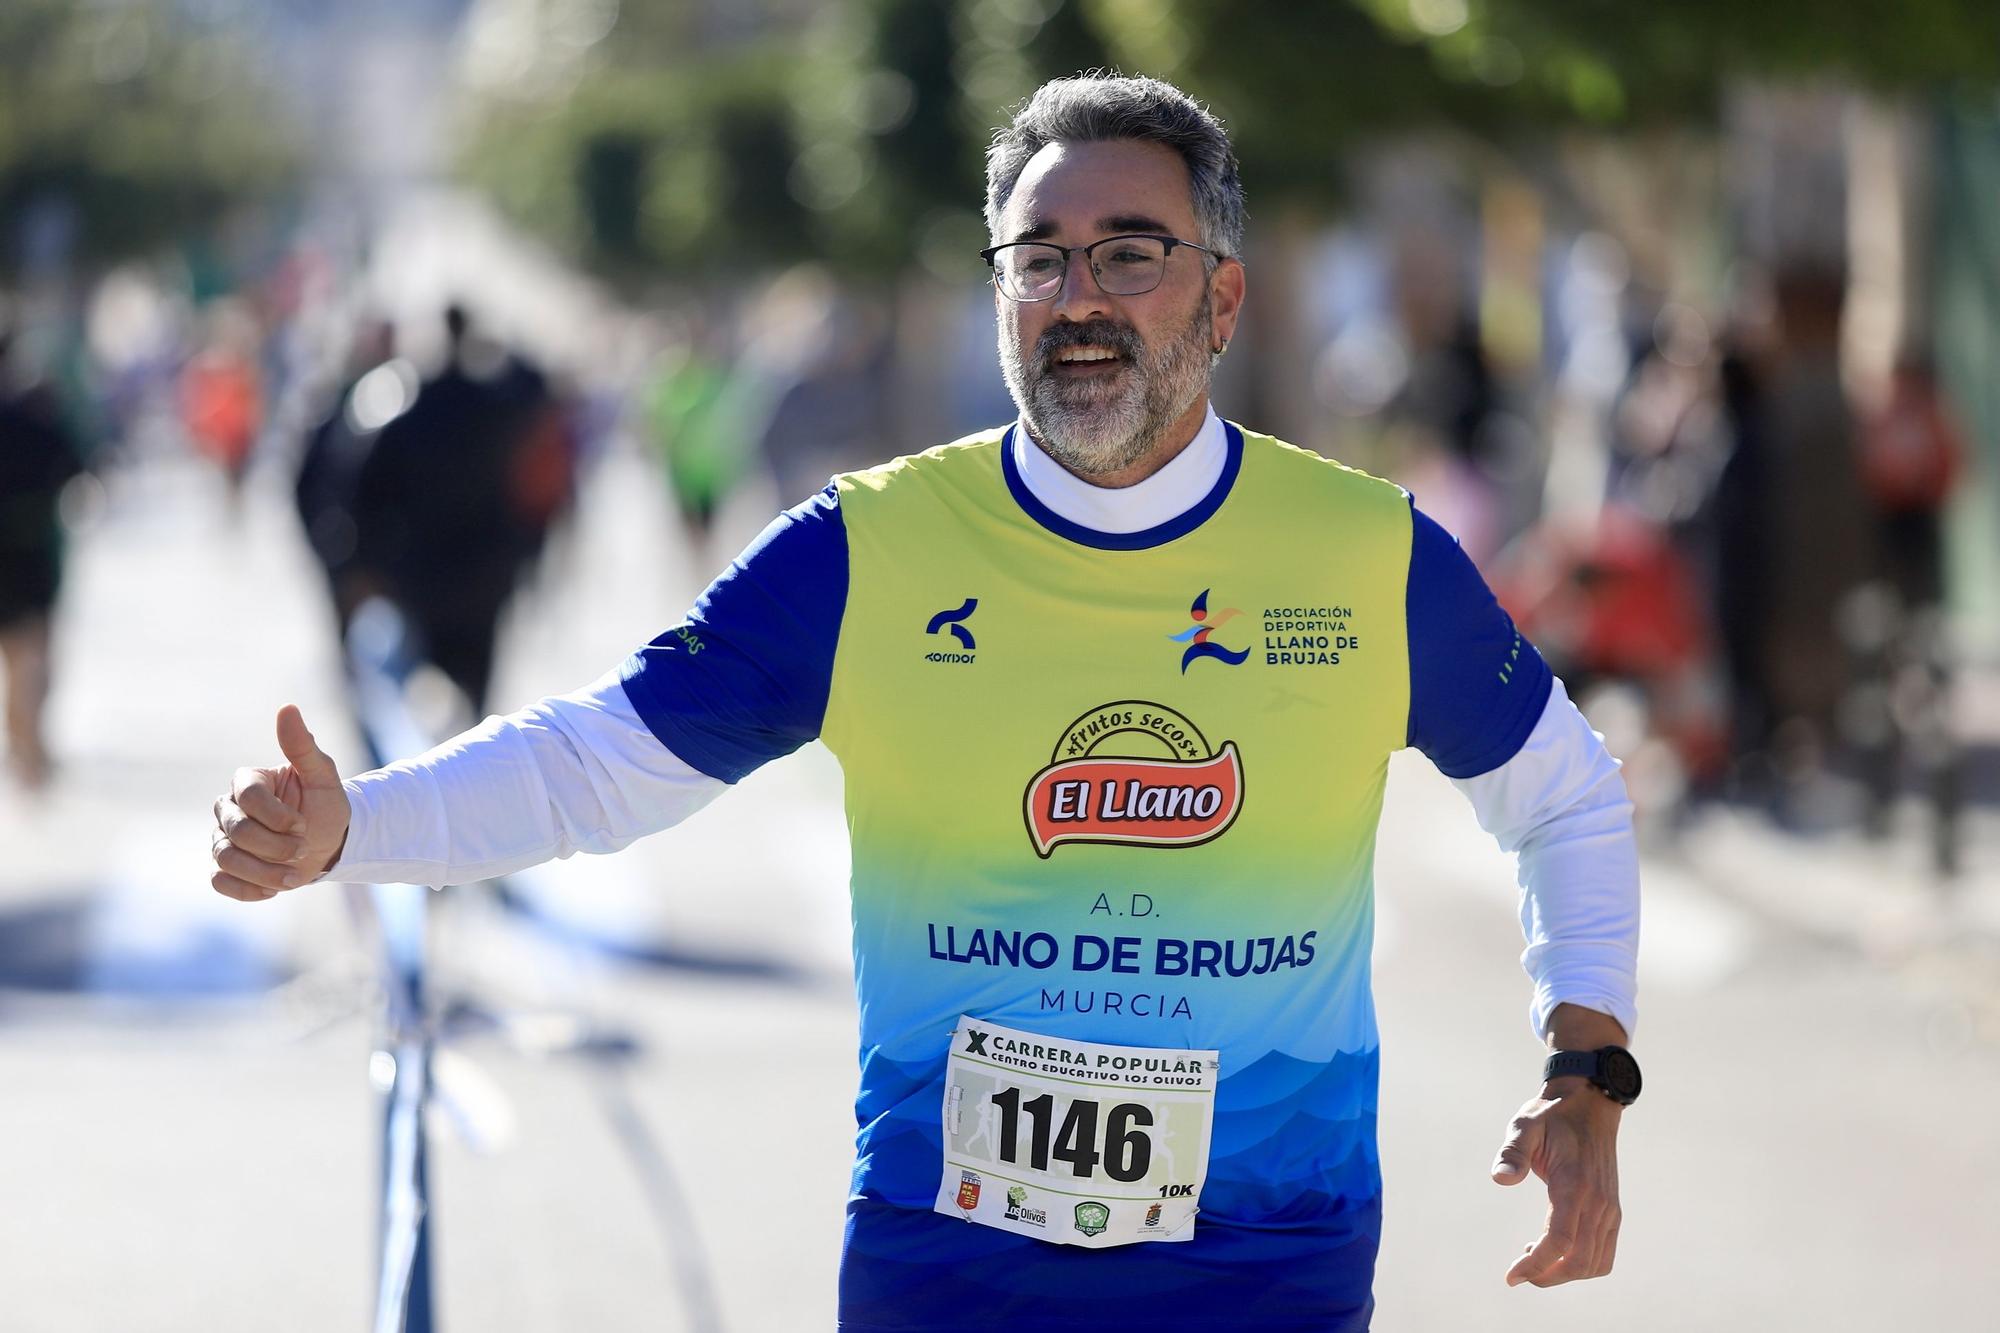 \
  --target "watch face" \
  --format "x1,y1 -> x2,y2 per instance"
1599,1047 -> 1642,1101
